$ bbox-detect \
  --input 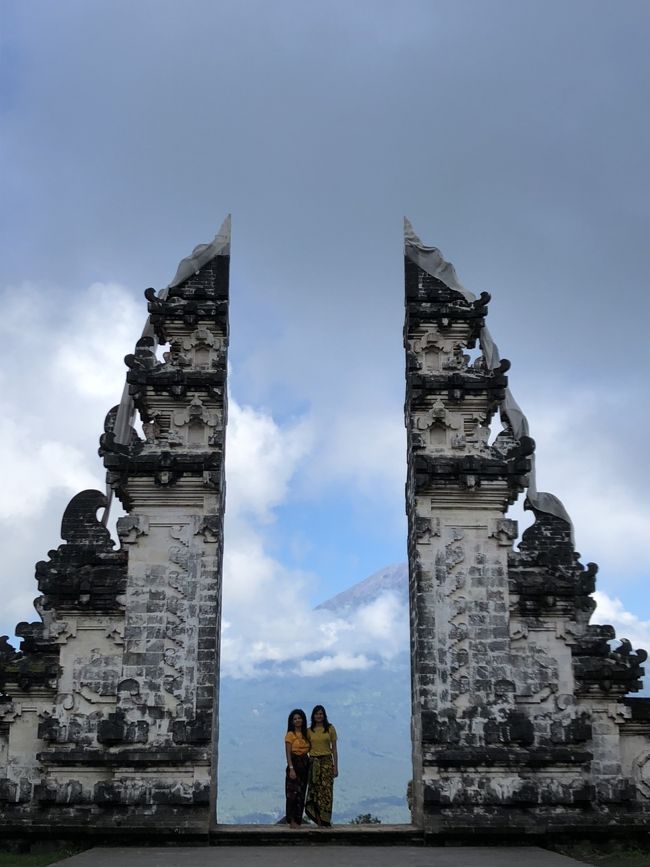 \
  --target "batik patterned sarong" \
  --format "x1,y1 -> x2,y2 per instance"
305,754 -> 334,826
